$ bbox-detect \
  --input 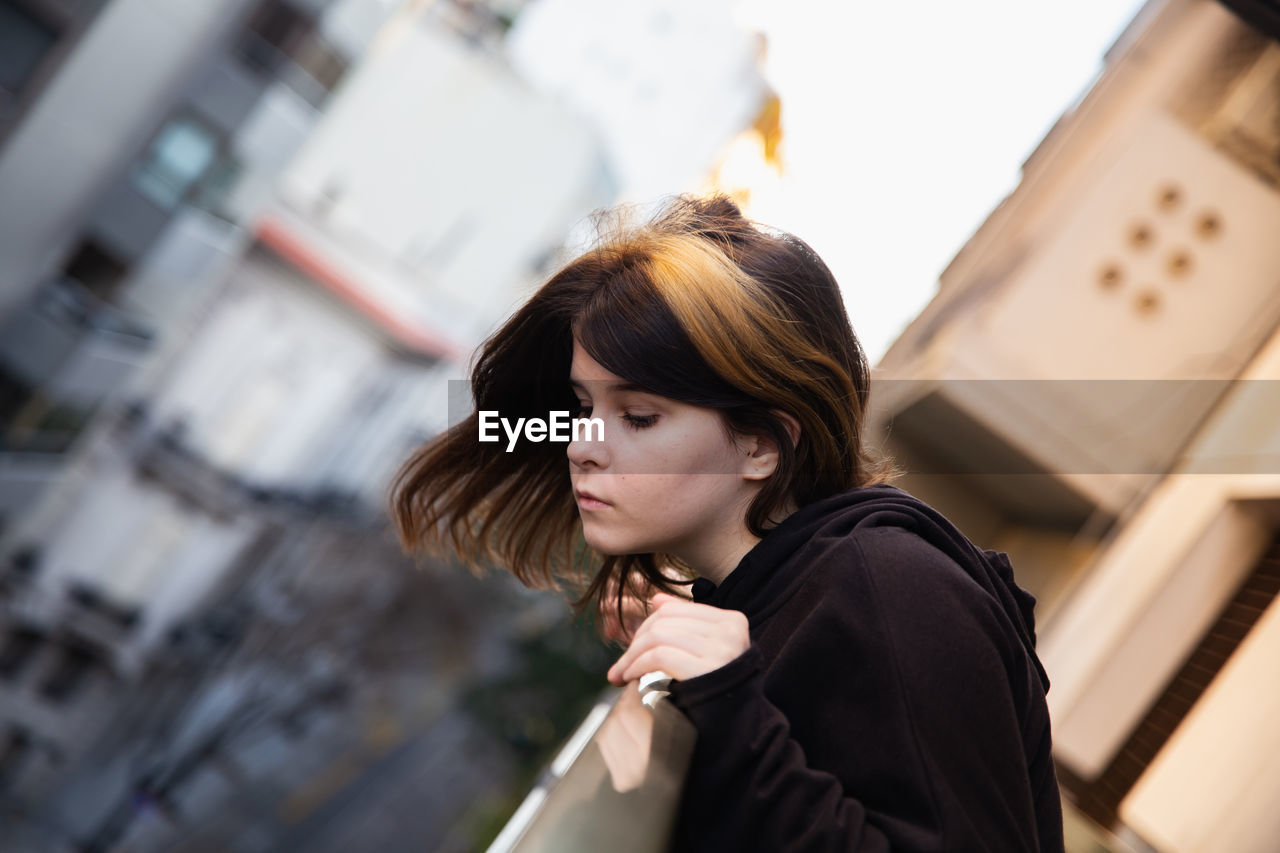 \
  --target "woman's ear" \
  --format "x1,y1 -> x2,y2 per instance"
741,410 -> 800,481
